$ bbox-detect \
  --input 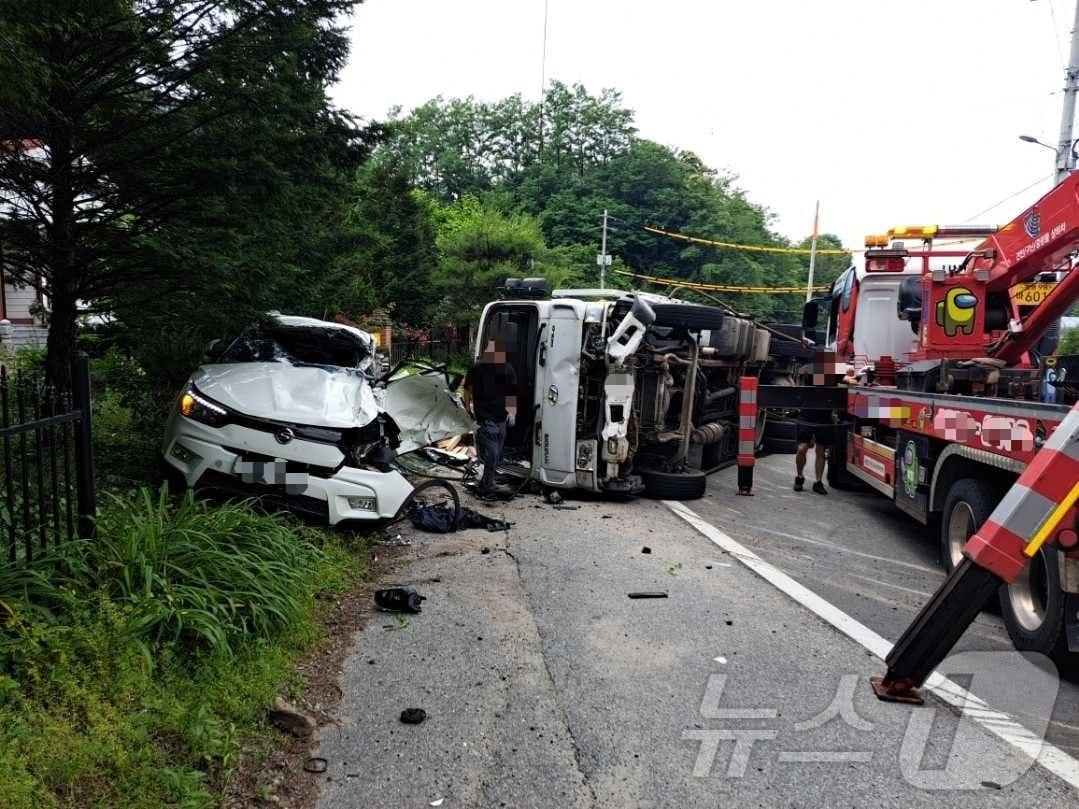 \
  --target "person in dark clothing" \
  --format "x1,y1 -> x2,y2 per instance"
795,350 -> 842,495
795,409 -> 833,494
464,340 -> 518,497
